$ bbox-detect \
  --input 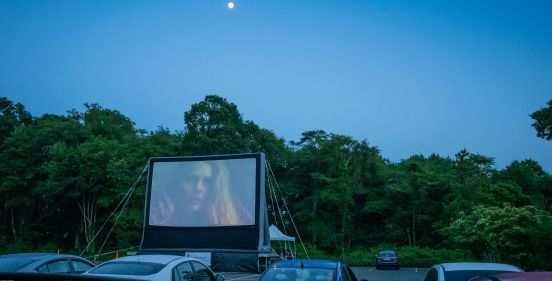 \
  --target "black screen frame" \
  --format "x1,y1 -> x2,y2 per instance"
140,153 -> 266,251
